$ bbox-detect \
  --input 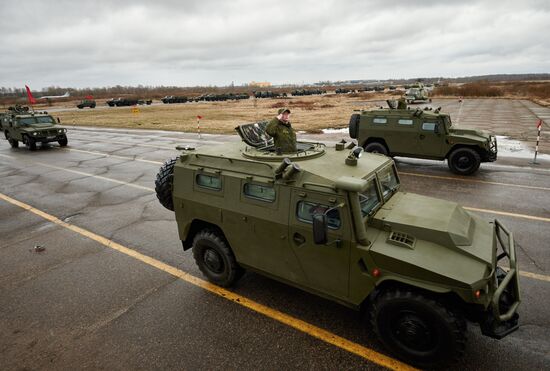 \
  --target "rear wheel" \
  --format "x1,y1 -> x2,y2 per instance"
448,147 -> 481,175
155,157 -> 177,211
192,230 -> 244,287
364,142 -> 388,155
25,136 -> 37,151
370,289 -> 466,368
